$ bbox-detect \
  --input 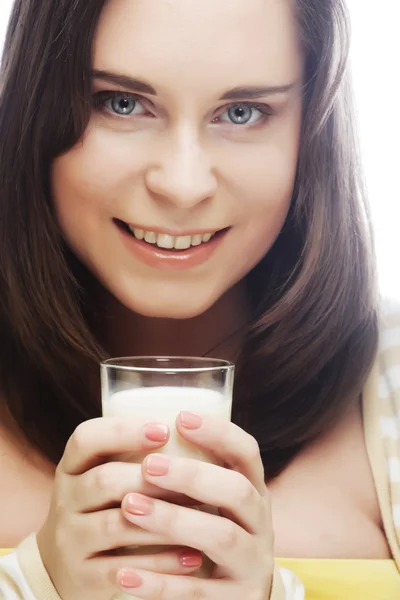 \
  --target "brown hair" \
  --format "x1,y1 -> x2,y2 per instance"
0,0 -> 378,477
